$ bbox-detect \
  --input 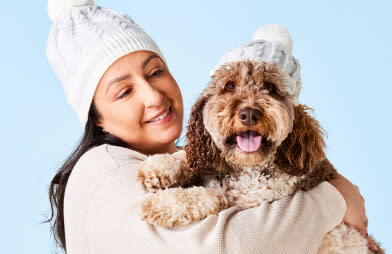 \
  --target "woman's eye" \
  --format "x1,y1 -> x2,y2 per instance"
118,88 -> 133,99
224,81 -> 236,92
150,69 -> 163,78
263,82 -> 275,93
